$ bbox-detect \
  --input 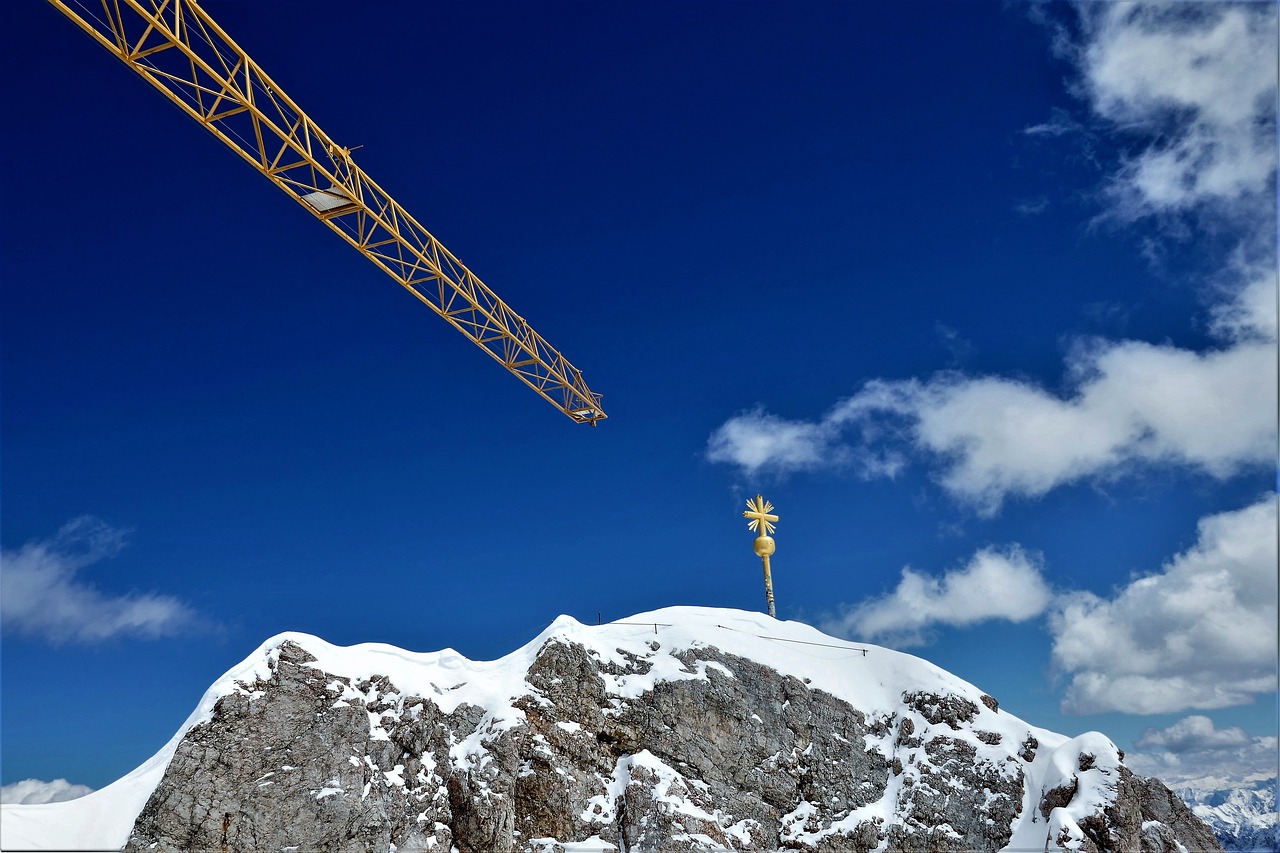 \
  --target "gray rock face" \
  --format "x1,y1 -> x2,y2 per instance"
124,629 -> 1223,853
1031,740 -> 1225,853
126,641 -> 457,853
1061,767 -> 1223,853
